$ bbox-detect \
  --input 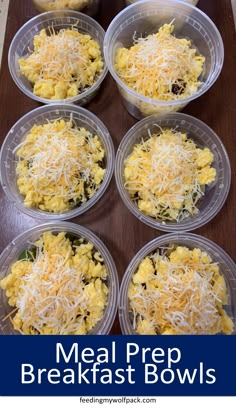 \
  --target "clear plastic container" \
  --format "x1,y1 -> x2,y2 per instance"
126,0 -> 199,6
119,233 -> 236,334
32,0 -> 100,16
8,10 -> 107,105
0,222 -> 119,335
0,104 -> 114,221
115,113 -> 231,232
104,0 -> 224,120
